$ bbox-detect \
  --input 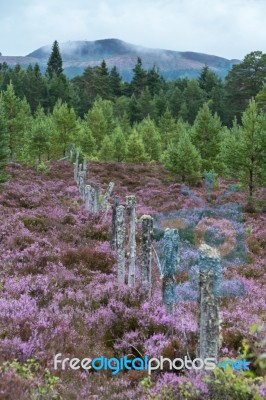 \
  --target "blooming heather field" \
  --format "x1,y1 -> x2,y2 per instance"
0,161 -> 265,399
